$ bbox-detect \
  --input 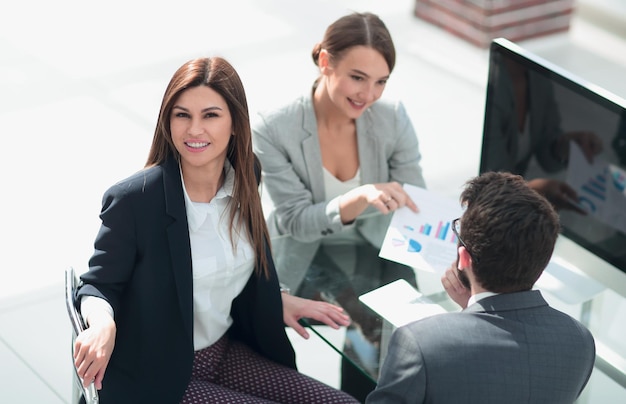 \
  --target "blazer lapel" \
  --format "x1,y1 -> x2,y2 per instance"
162,157 -> 194,341
300,96 -> 381,199
302,98 -> 326,203
356,111 -> 380,184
